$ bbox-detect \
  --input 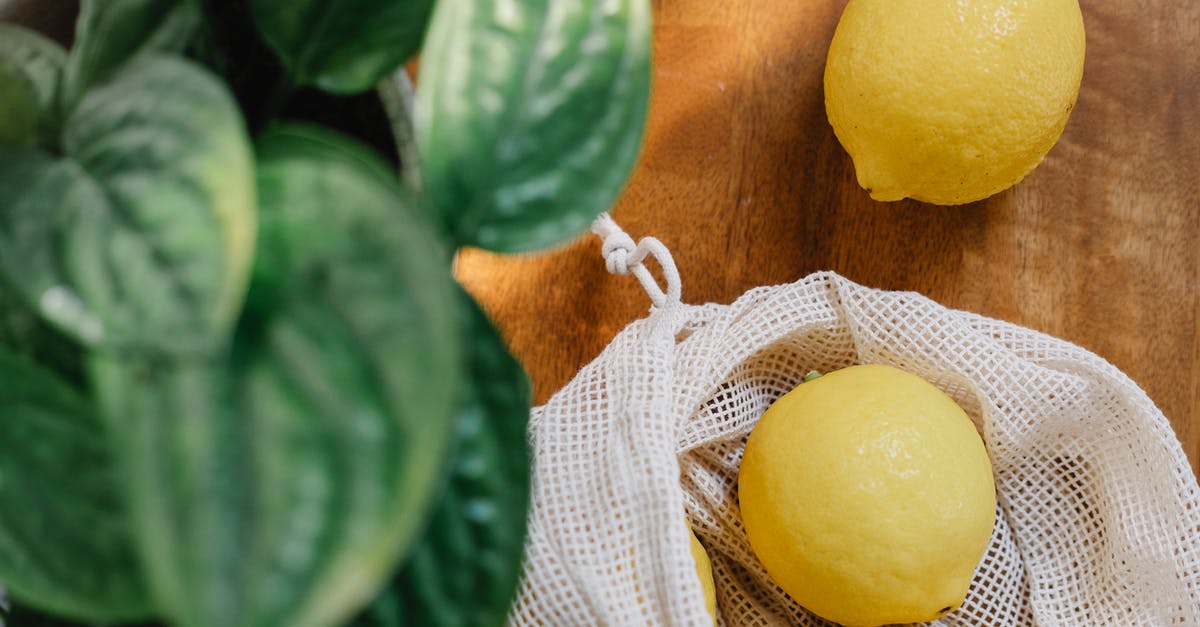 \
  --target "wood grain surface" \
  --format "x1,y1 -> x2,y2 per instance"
455,0 -> 1200,476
